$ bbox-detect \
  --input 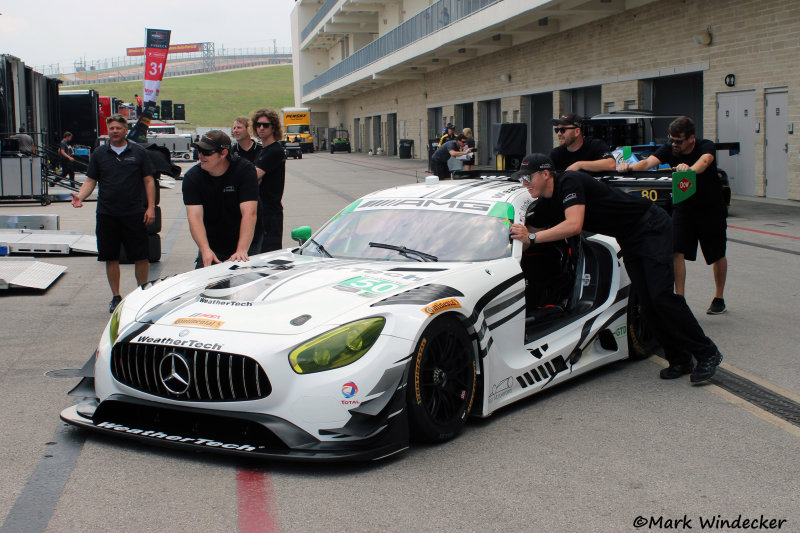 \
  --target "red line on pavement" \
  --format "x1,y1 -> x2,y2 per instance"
237,468 -> 279,533
729,225 -> 800,240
